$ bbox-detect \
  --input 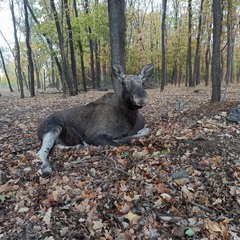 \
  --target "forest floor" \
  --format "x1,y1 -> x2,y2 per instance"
0,84 -> 240,240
